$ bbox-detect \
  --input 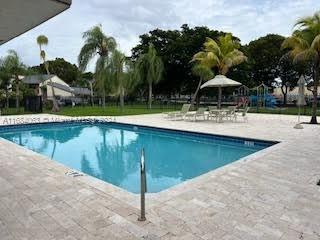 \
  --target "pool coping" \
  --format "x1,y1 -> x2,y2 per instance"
0,118 -> 283,209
